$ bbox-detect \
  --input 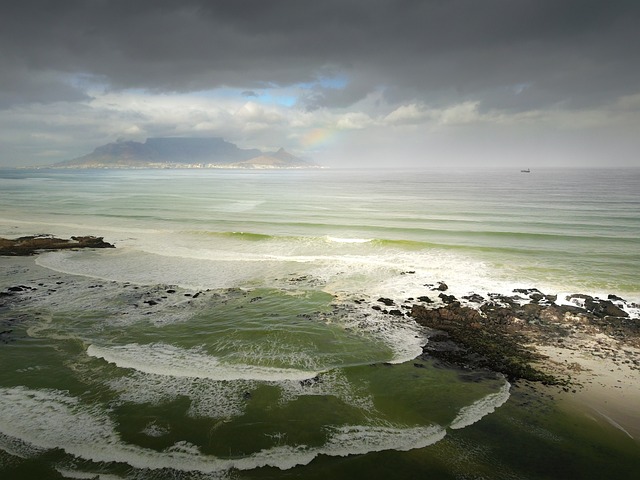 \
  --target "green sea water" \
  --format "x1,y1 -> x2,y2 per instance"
0,167 -> 639,479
